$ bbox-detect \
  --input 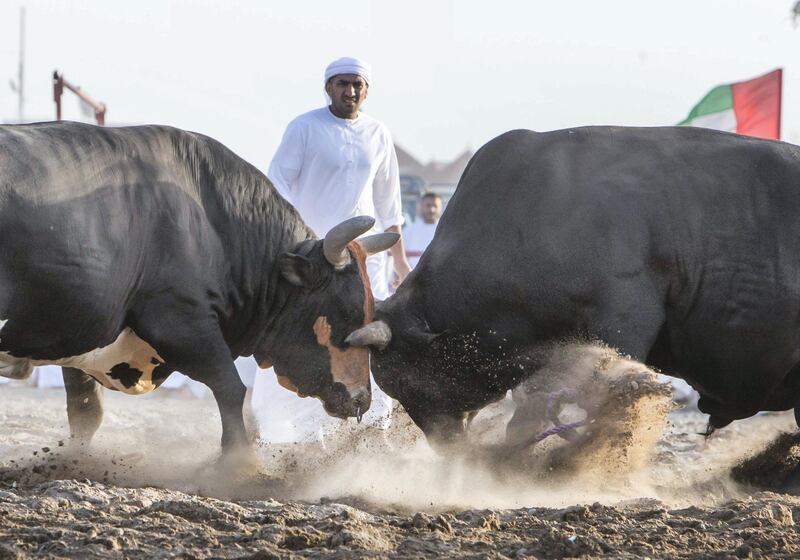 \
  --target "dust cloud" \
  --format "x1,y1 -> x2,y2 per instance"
1,343 -> 794,511
285,343 -> 795,512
